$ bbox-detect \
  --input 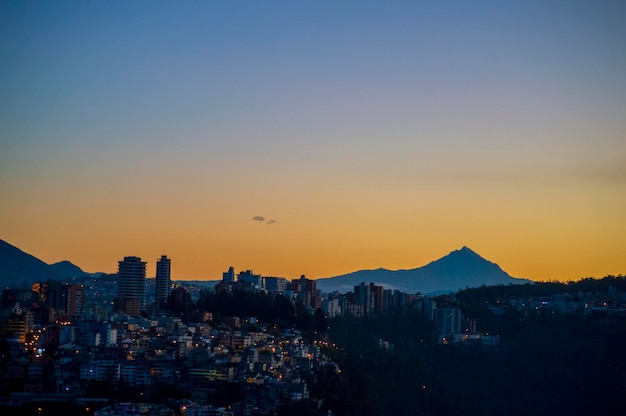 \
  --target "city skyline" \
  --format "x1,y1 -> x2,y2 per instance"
2,1 -> 625,282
